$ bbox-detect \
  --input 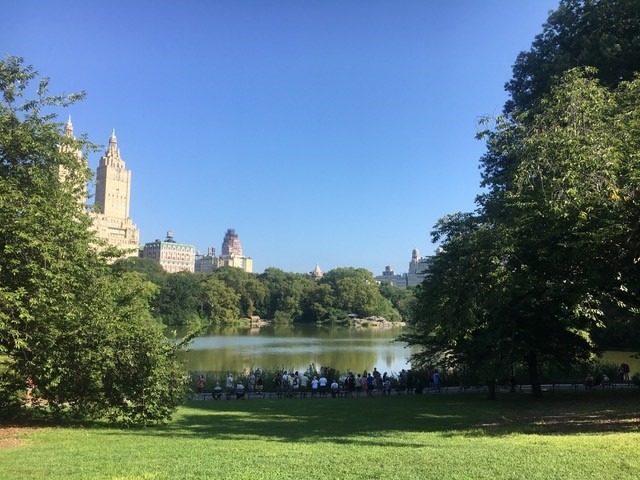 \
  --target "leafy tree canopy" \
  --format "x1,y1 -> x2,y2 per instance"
406,0 -> 640,397
505,0 -> 640,115
0,56 -> 185,424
